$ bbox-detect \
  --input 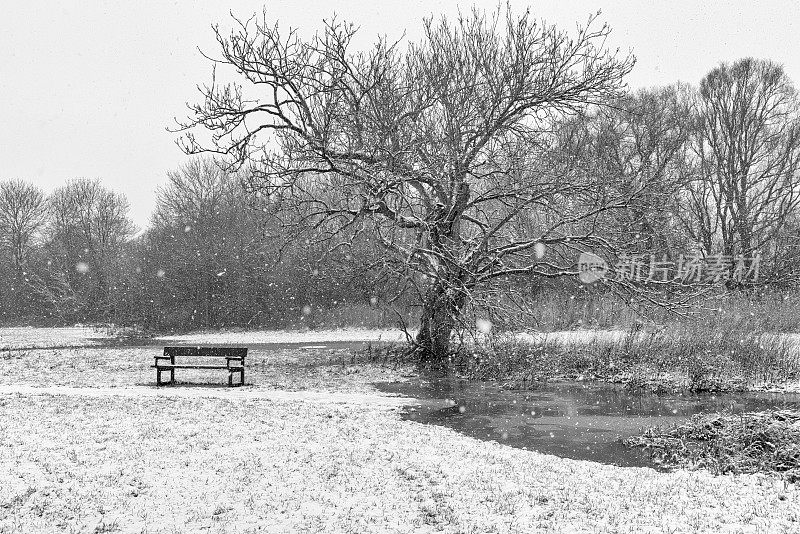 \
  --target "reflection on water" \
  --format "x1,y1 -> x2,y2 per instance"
375,378 -> 800,468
